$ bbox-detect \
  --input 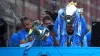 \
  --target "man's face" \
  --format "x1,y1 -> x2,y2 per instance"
66,23 -> 74,35
43,20 -> 52,27
23,20 -> 32,30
